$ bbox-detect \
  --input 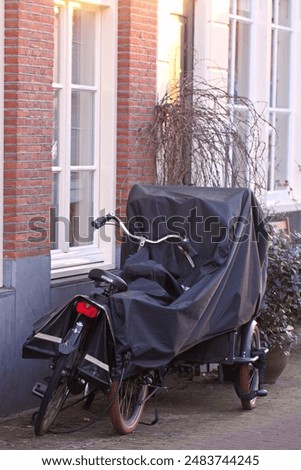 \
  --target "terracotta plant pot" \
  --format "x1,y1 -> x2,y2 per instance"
264,347 -> 290,384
